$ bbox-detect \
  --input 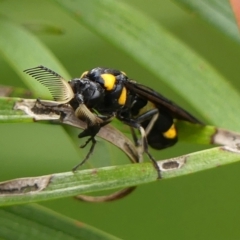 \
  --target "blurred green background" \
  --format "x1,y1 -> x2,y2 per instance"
1,0 -> 240,239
